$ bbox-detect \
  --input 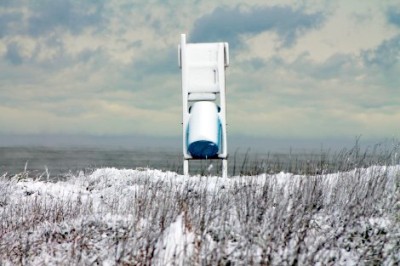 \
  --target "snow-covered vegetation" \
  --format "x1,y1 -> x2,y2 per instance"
0,147 -> 399,265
